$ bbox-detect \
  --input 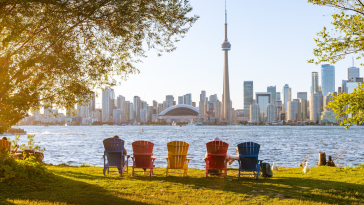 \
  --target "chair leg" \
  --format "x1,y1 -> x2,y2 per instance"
238,170 -> 241,179
103,168 -> 106,176
166,168 -> 168,177
132,167 -> 134,177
